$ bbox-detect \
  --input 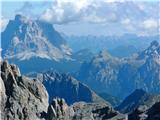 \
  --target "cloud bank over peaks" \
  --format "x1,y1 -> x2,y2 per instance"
40,0 -> 101,24
40,0 -> 158,24
39,0 -> 159,36
2,0 -> 159,36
